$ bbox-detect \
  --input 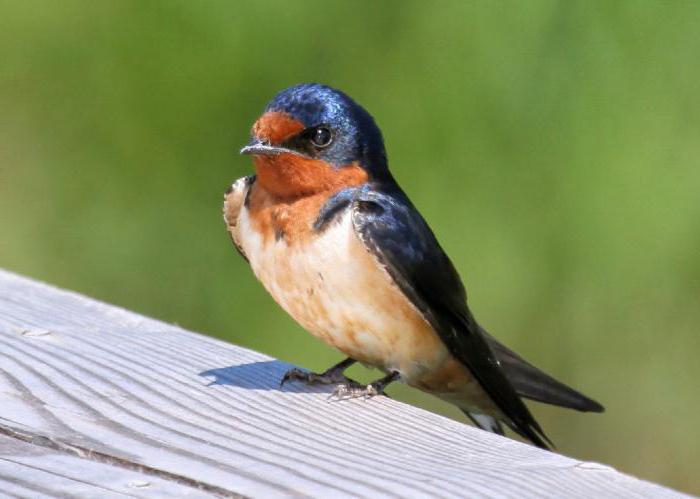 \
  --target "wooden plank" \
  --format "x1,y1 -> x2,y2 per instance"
0,269 -> 689,498
0,433 -> 208,497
